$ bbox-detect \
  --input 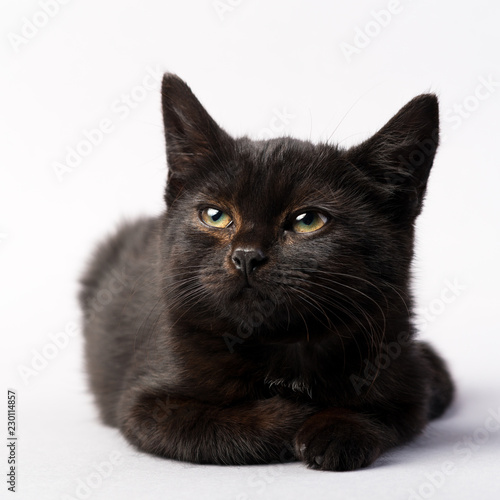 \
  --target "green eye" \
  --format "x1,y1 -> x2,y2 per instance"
200,208 -> 232,229
293,212 -> 328,233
